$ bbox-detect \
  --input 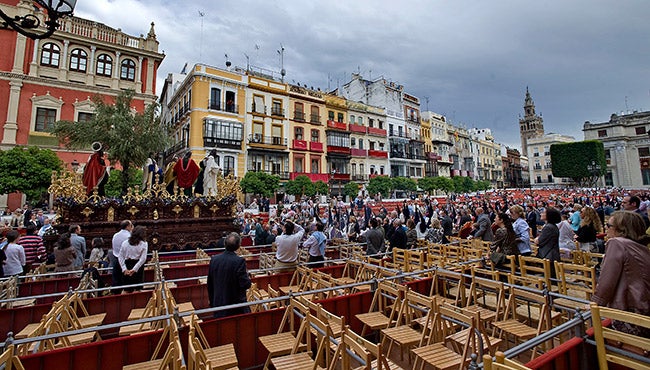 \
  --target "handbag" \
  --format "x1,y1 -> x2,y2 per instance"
490,251 -> 507,266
